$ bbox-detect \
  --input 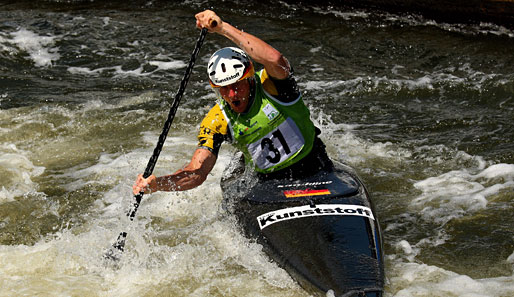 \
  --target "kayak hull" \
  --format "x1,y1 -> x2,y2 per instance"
221,154 -> 385,296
